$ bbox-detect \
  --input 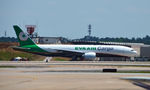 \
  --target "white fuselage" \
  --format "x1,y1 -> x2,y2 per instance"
37,44 -> 137,57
